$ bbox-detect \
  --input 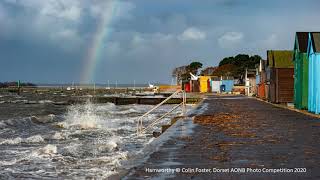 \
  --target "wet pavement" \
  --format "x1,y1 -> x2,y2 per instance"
124,95 -> 320,180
